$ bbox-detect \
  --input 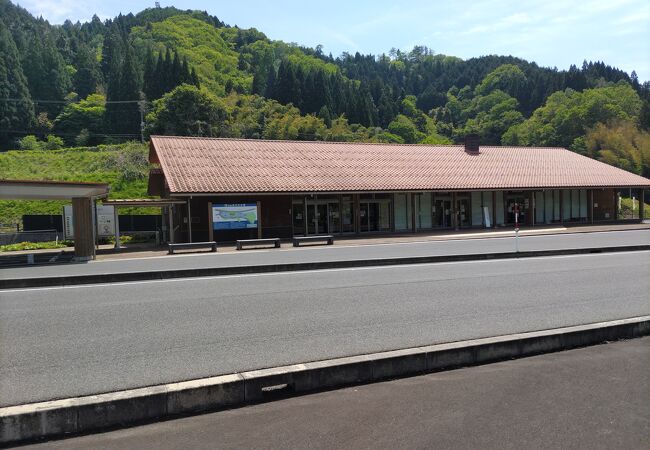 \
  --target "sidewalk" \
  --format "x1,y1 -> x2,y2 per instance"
18,336 -> 650,450
98,222 -> 650,261
3,222 -> 648,262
